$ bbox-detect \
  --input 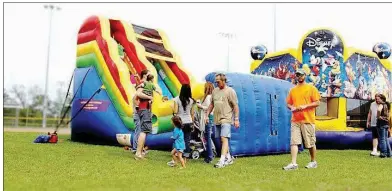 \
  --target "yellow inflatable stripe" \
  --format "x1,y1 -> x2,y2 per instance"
119,20 -> 173,116
98,17 -> 135,110
120,20 -> 161,90
145,52 -> 176,62
135,34 -> 163,44
159,60 -> 181,91
77,41 -> 133,116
